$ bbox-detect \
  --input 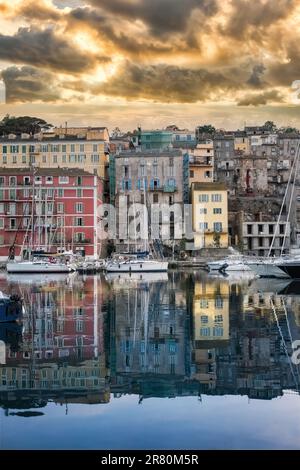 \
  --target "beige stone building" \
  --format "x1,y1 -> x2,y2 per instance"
0,129 -> 109,178
189,141 -> 214,185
